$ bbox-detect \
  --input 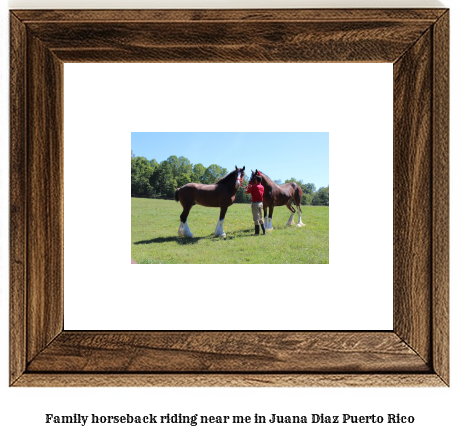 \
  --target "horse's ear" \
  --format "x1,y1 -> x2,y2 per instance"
242,166 -> 245,171
235,165 -> 237,170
